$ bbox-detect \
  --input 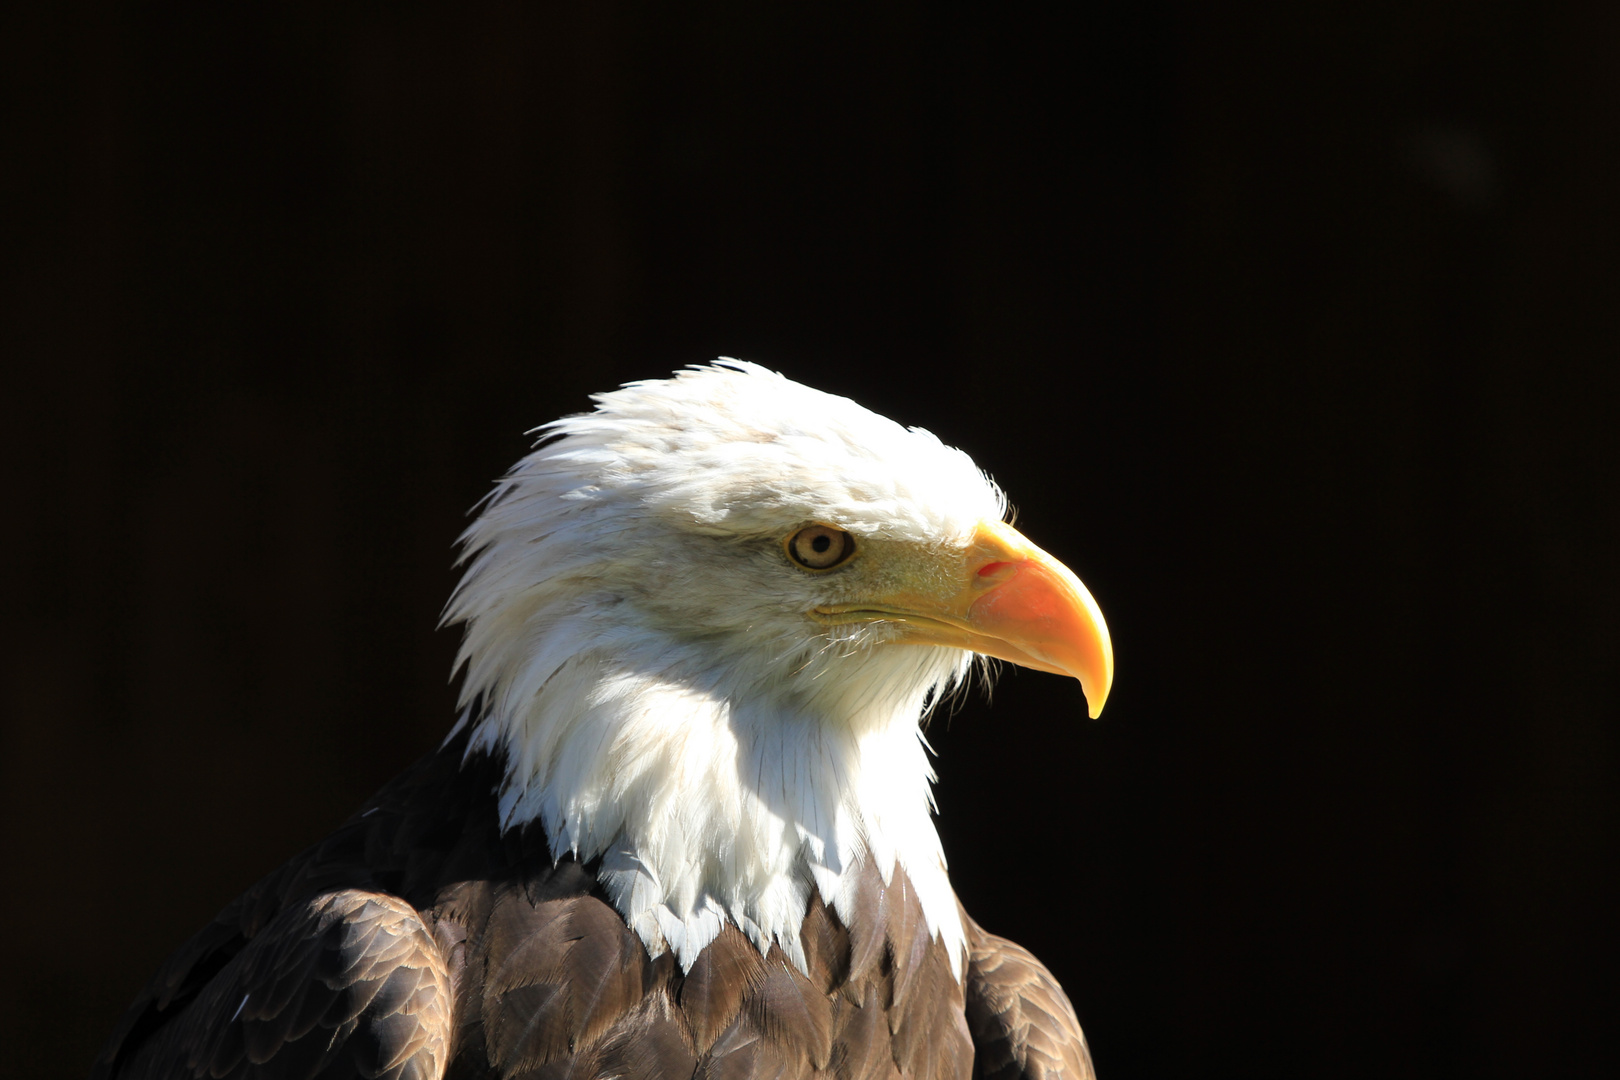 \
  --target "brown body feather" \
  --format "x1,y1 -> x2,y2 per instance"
94,734 -> 1093,1080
